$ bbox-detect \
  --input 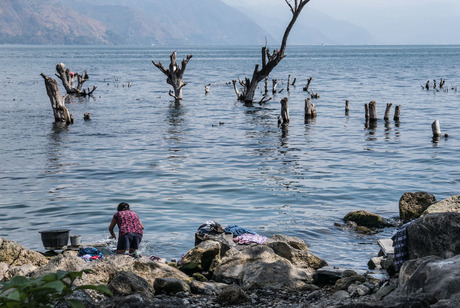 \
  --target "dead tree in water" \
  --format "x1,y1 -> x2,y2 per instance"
55,63 -> 96,96
232,0 -> 310,104
40,73 -> 73,124
152,51 -> 192,103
